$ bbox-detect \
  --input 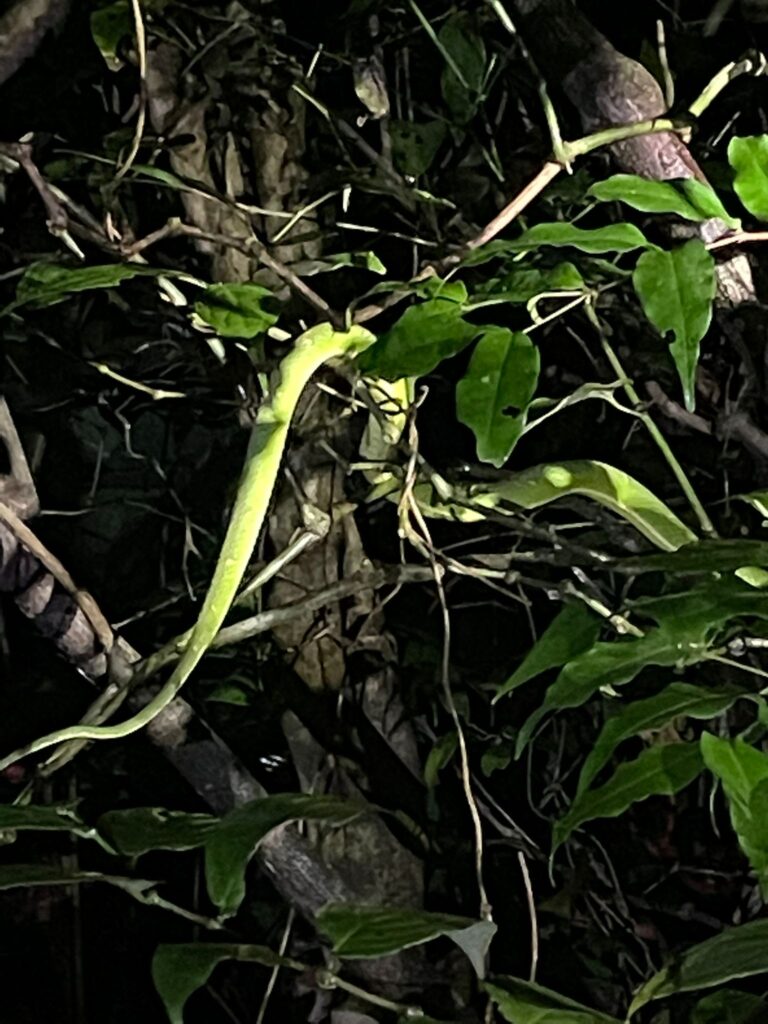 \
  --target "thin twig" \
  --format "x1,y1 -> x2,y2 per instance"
517,850 -> 539,982
114,0 -> 147,182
